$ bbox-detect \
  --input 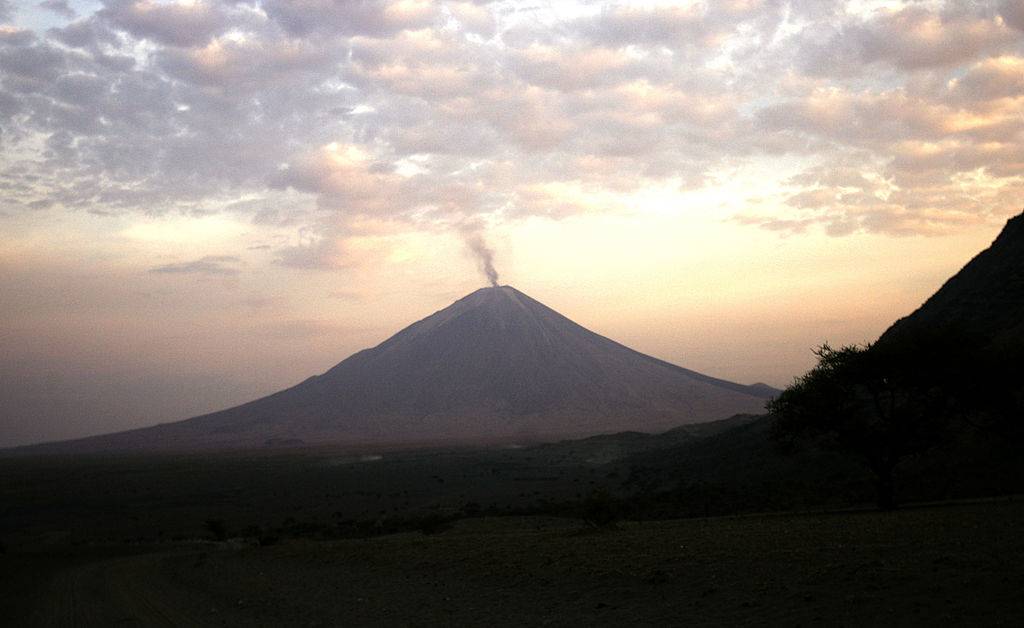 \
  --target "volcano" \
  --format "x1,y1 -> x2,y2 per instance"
19,286 -> 773,453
